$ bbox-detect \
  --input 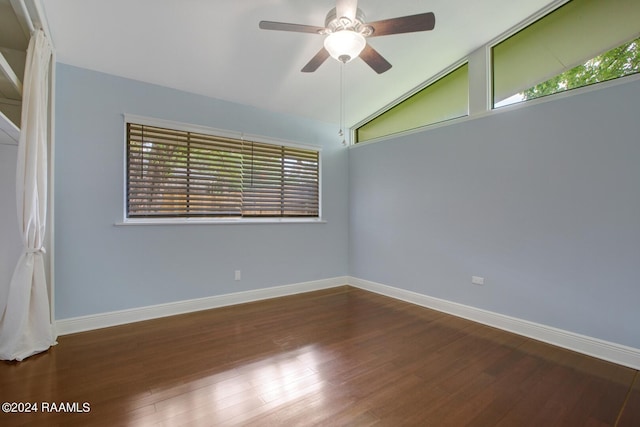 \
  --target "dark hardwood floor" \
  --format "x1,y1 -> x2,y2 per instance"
1,286 -> 638,426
